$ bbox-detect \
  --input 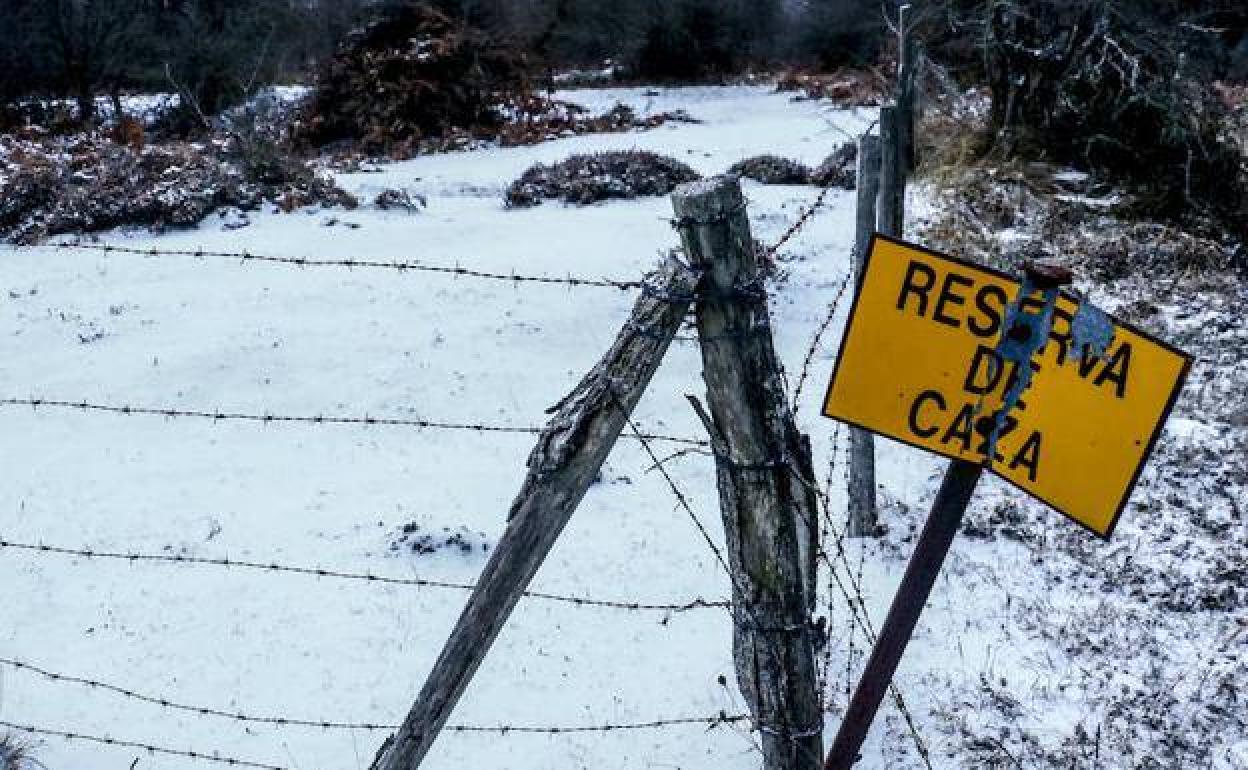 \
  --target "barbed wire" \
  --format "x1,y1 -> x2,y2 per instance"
0,398 -> 706,448
46,241 -> 643,291
0,720 -> 287,770
803,446 -> 935,769
0,539 -> 727,614
815,423 -> 844,706
791,270 -> 854,412
774,455 -> 934,768
0,658 -> 746,735
759,183 -> 837,262
617,396 -> 828,765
